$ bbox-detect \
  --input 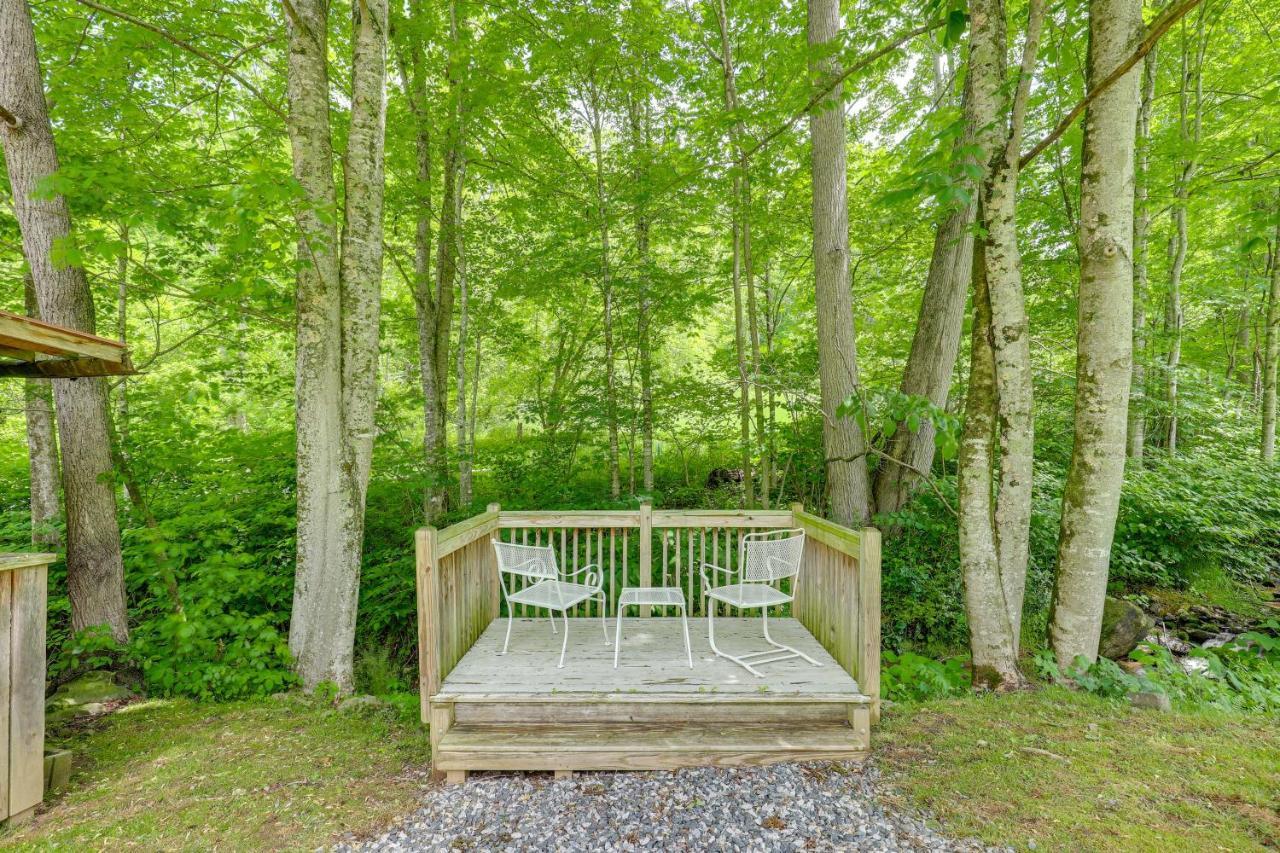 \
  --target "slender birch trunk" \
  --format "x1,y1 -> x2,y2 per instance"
808,0 -> 871,526
1164,12 -> 1206,454
1128,48 -> 1157,460
1,0 -> 128,641
713,0 -> 755,507
454,186 -> 472,507
1050,0 -> 1143,667
628,93 -> 655,493
283,0 -> 387,691
23,273 -> 60,548
393,0 -> 447,522
587,80 -> 621,500
1263,214 -> 1280,461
